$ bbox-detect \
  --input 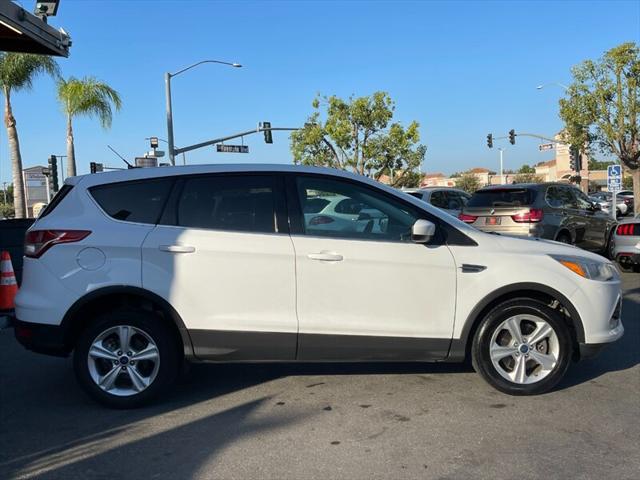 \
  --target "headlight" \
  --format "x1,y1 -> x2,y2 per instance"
549,255 -> 619,281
